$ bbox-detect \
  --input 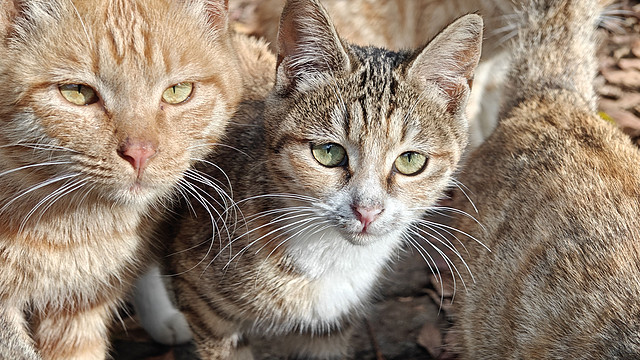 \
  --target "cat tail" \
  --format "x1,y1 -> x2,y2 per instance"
501,0 -> 611,114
